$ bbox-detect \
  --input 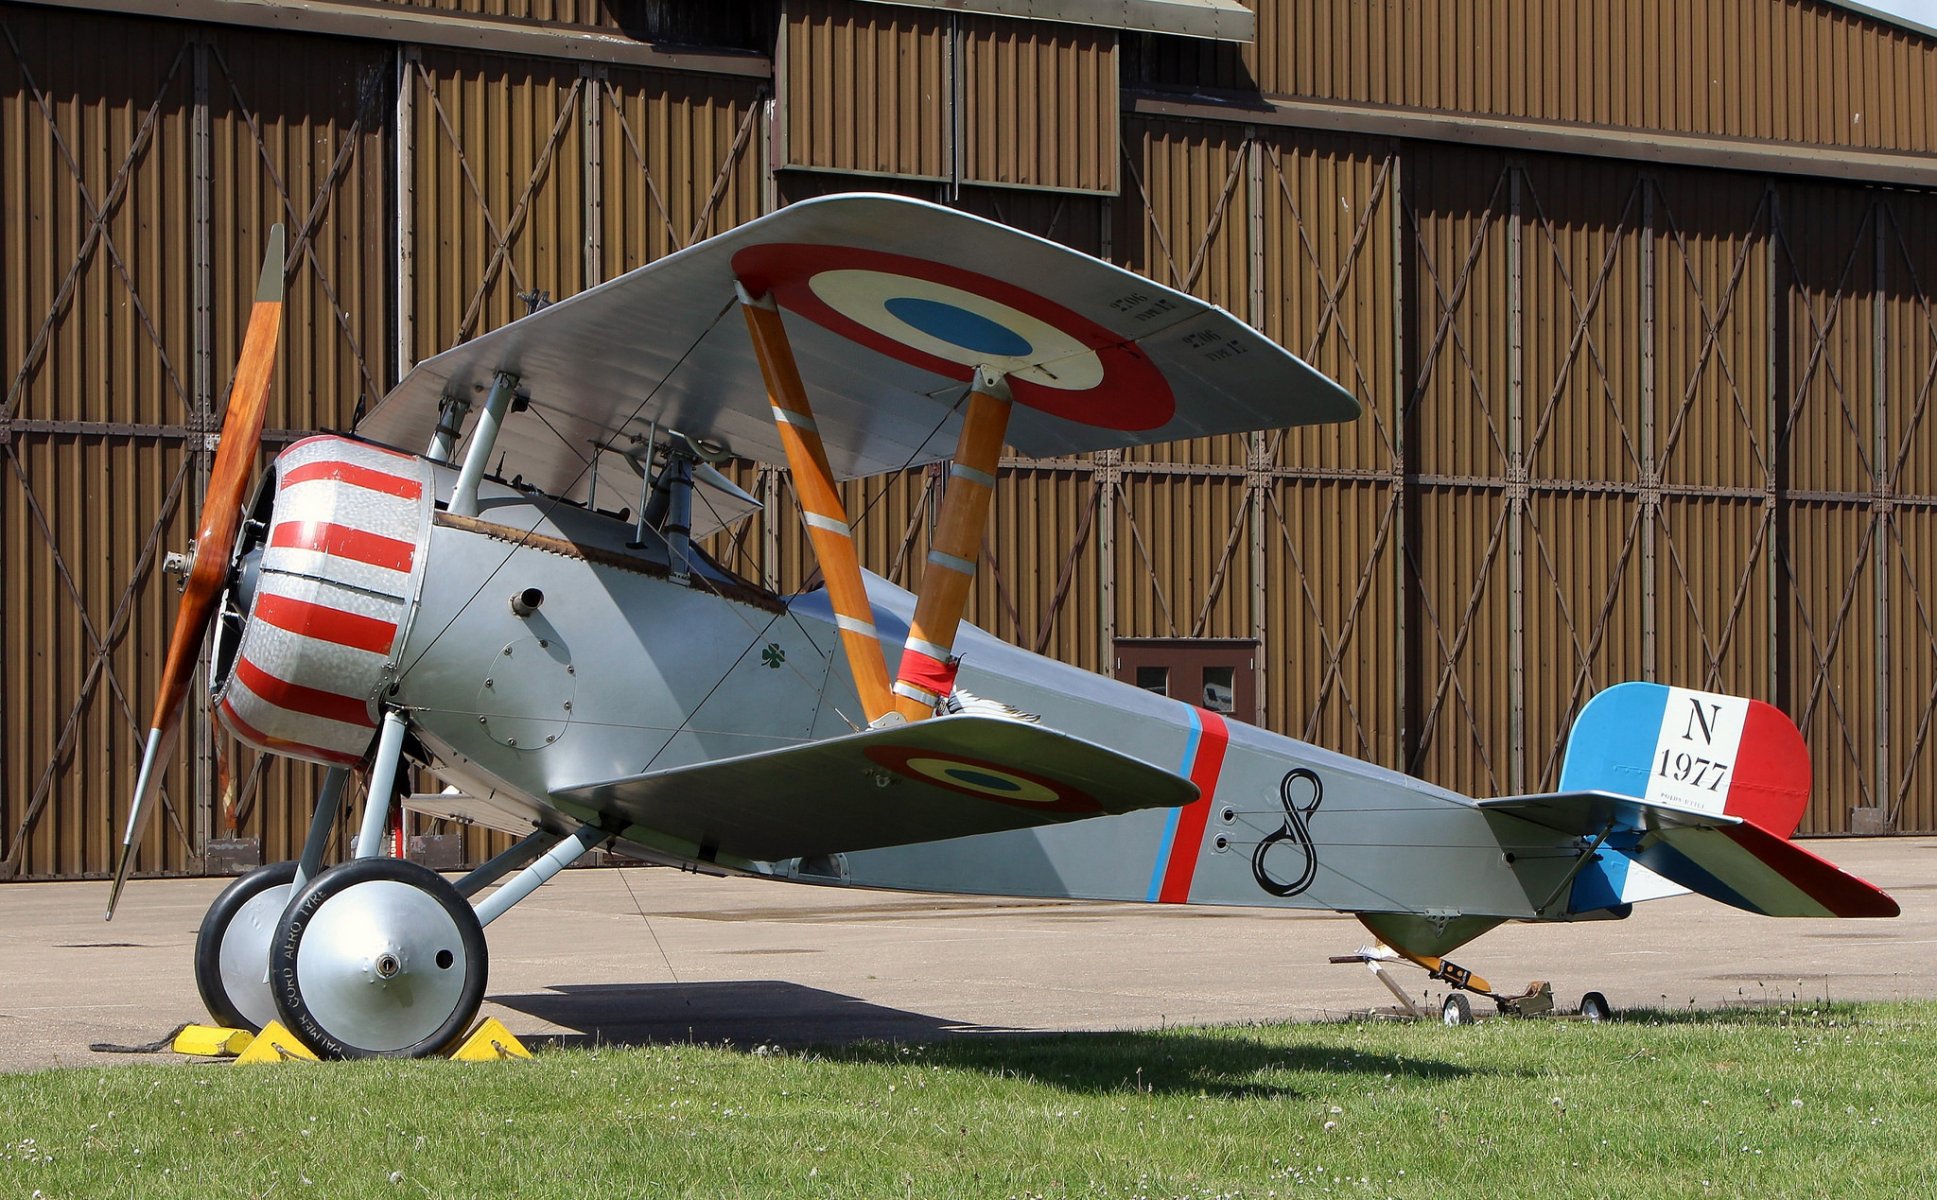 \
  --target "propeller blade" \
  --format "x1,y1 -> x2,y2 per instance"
108,226 -> 284,919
